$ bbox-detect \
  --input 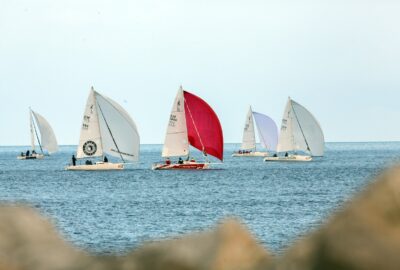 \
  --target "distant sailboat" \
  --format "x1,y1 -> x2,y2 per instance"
152,86 -> 223,170
264,97 -> 324,162
17,108 -> 58,160
232,106 -> 278,157
66,87 -> 140,171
